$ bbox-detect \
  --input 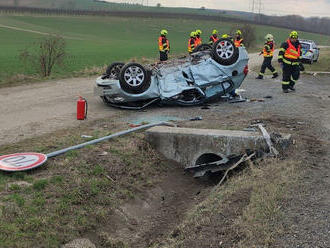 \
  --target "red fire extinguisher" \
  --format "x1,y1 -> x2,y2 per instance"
77,96 -> 88,120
